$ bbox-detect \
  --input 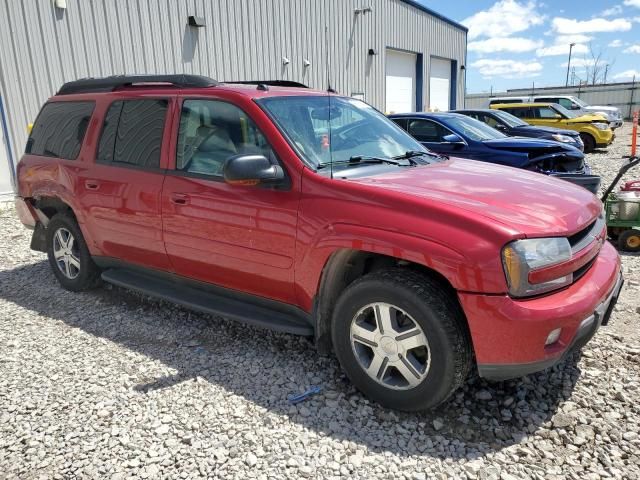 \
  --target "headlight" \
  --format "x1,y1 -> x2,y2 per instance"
594,122 -> 609,131
502,237 -> 572,297
551,134 -> 574,143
